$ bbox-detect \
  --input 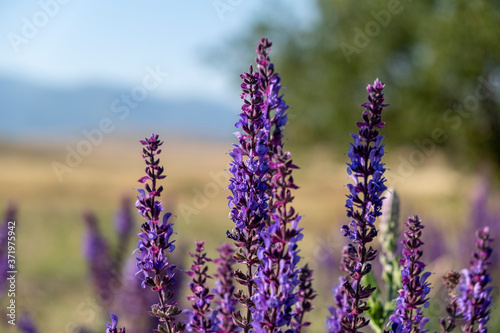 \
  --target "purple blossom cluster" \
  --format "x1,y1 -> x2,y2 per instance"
440,227 -> 495,333
226,63 -> 270,329
212,244 -> 239,333
251,148 -> 302,333
135,134 -> 184,333
249,38 -> 313,333
456,227 -> 494,332
388,215 -> 431,333
226,40 -> 273,331
77,38 -> 498,333
226,38 -> 314,333
184,240 -> 218,333
328,78 -> 388,332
